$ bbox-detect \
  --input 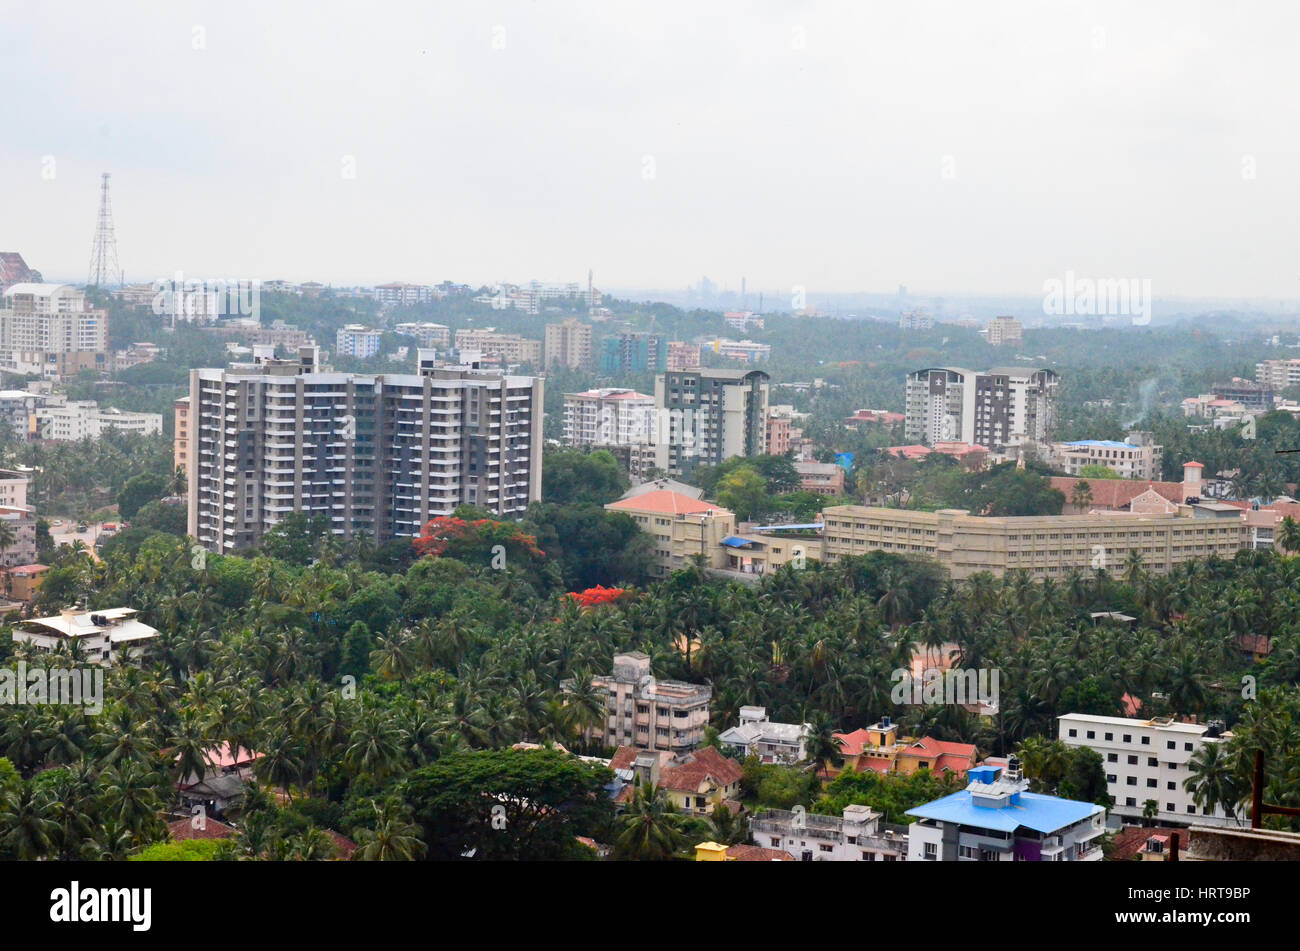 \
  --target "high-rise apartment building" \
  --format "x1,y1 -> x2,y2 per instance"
174,396 -> 192,489
0,285 -> 108,379
905,366 -> 1058,450
600,332 -> 667,374
544,318 -> 593,370
335,324 -> 383,358
188,347 -> 542,553
654,367 -> 770,477
562,388 -> 655,447
373,283 -> 435,307
984,315 -> 1023,346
